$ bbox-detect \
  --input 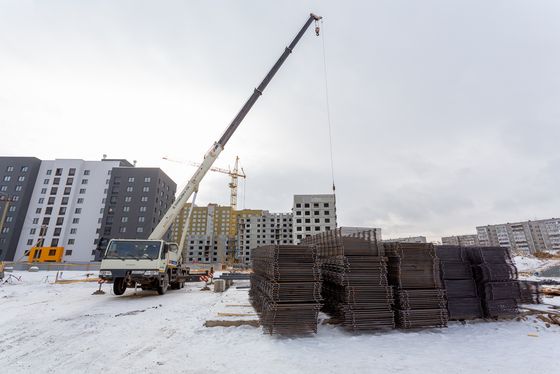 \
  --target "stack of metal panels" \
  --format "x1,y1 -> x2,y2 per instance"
249,245 -> 321,335
465,246 -> 519,318
303,228 -> 394,331
517,280 -> 542,304
385,243 -> 448,328
436,245 -> 483,320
